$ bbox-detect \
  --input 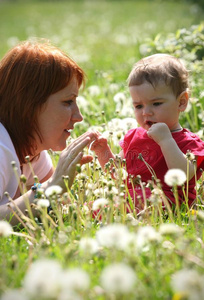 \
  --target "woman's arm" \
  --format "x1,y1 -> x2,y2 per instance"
0,131 -> 97,225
